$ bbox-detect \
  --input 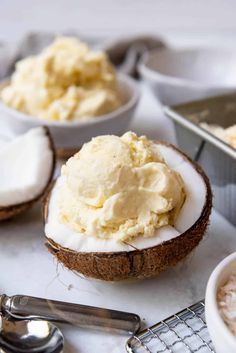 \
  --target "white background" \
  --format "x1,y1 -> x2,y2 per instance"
1,0 -> 236,47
